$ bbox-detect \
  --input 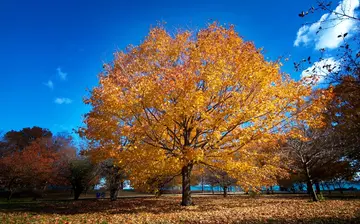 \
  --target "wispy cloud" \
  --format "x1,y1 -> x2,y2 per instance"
53,124 -> 74,132
54,97 -> 72,104
294,0 -> 359,49
43,80 -> 54,90
57,67 -> 68,80
301,57 -> 340,84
